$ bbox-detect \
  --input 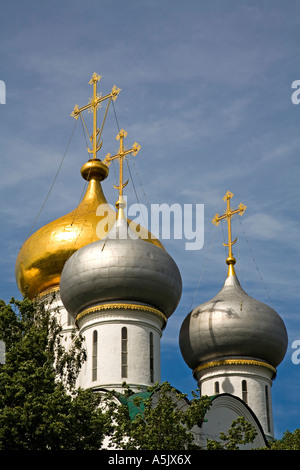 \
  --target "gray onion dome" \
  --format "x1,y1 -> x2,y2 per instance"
179,273 -> 288,371
60,217 -> 182,319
